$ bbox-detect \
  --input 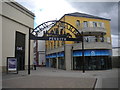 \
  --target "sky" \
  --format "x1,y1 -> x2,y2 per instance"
16,0 -> 119,47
